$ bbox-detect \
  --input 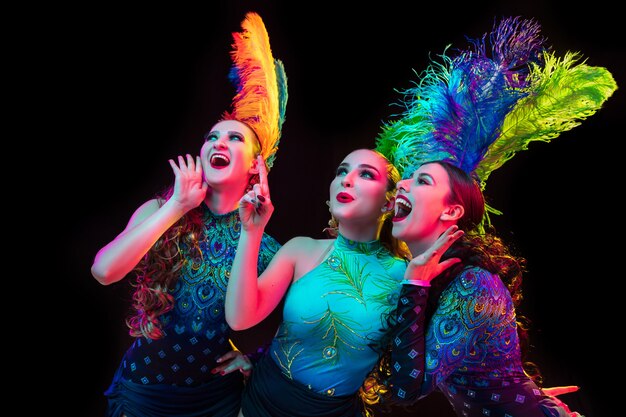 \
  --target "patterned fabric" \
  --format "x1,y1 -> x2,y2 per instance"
418,266 -> 570,417
105,205 -> 281,416
387,283 -> 429,403
105,365 -> 243,417
267,234 -> 408,397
